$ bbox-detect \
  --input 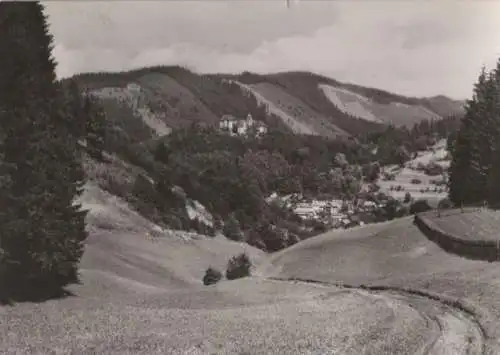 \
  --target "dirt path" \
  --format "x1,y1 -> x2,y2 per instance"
268,277 -> 486,355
